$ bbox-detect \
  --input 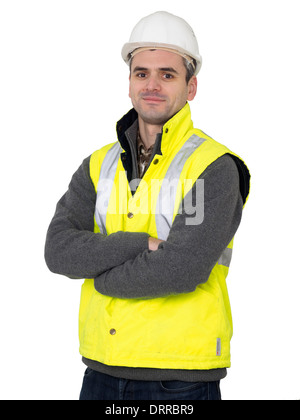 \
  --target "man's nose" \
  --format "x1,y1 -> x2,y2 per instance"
145,74 -> 161,91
